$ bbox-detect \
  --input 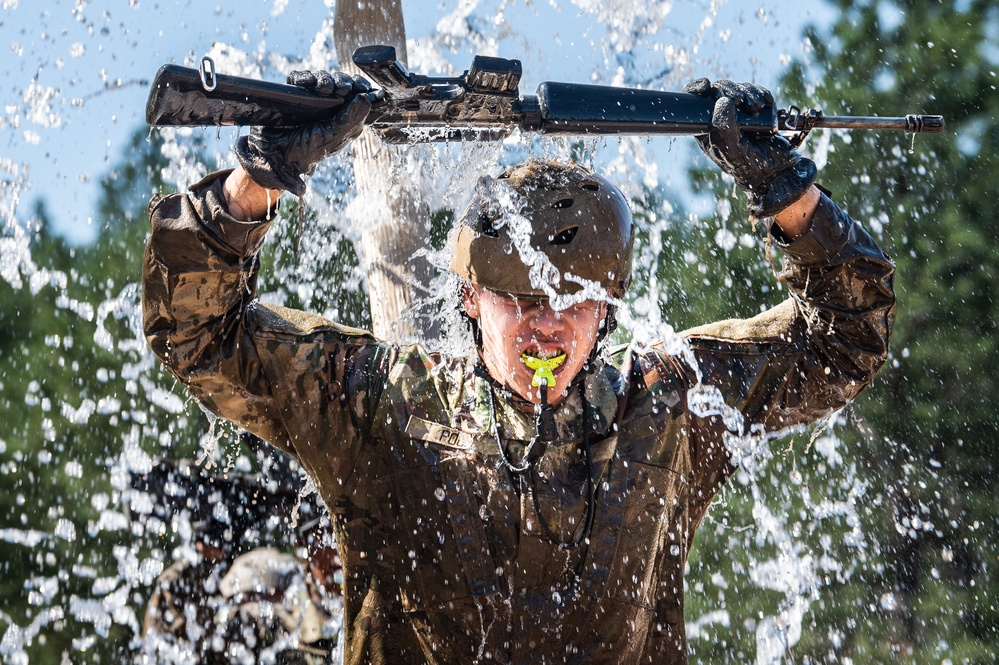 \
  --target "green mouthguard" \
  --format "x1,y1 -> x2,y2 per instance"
521,352 -> 567,388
